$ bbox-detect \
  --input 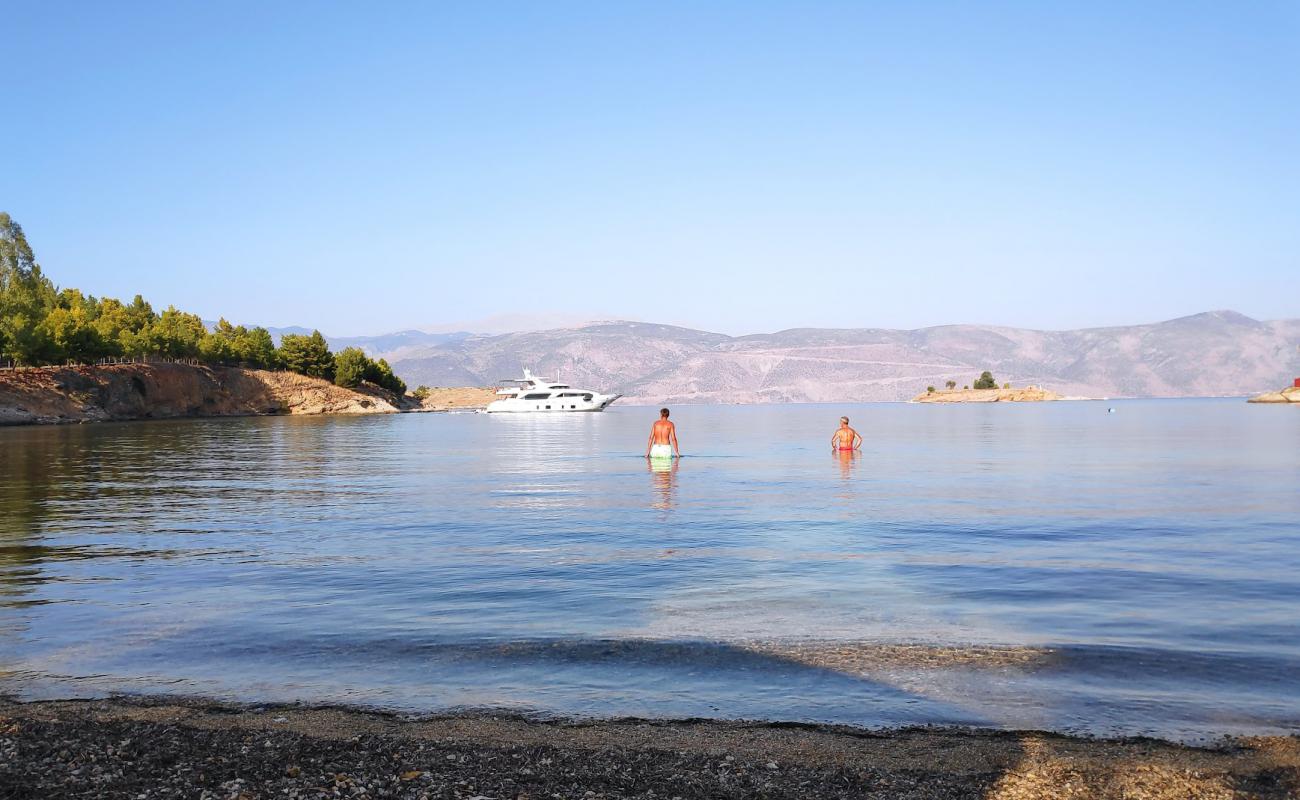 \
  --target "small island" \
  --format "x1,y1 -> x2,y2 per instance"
1247,385 -> 1300,404
913,372 -> 1063,403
